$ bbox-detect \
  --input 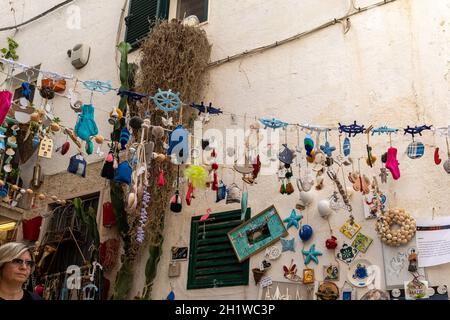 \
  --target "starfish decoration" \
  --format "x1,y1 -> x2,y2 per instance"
338,121 -> 365,137
302,244 -> 323,265
320,141 -> 336,157
403,125 -> 432,138
281,237 -> 295,252
283,209 -> 303,230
